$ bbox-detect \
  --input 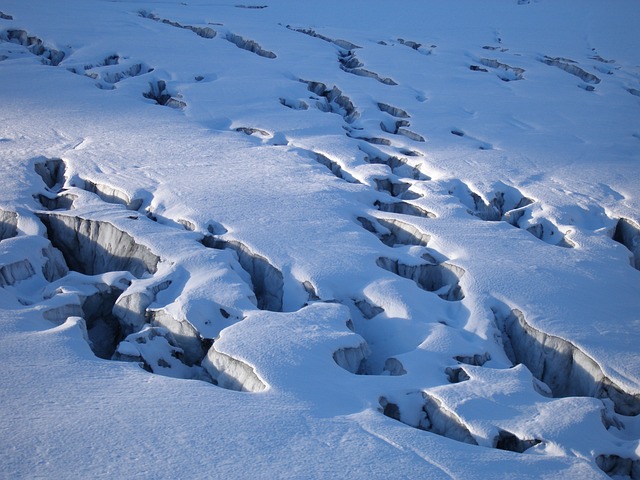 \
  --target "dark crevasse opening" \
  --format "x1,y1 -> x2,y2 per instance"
201,236 -> 284,312
613,218 -> 640,270
82,287 -> 125,359
37,213 -> 159,278
493,308 -> 640,416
